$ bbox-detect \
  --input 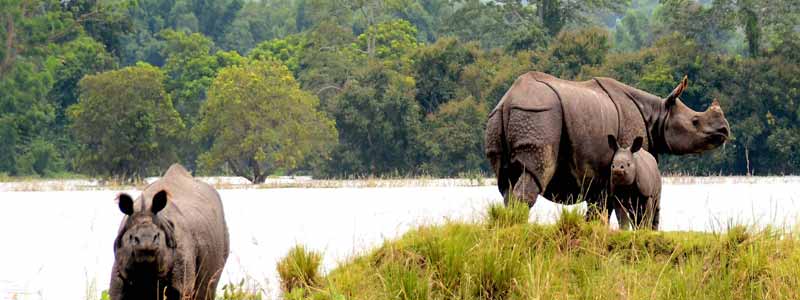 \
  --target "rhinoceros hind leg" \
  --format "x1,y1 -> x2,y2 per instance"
511,168 -> 540,207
